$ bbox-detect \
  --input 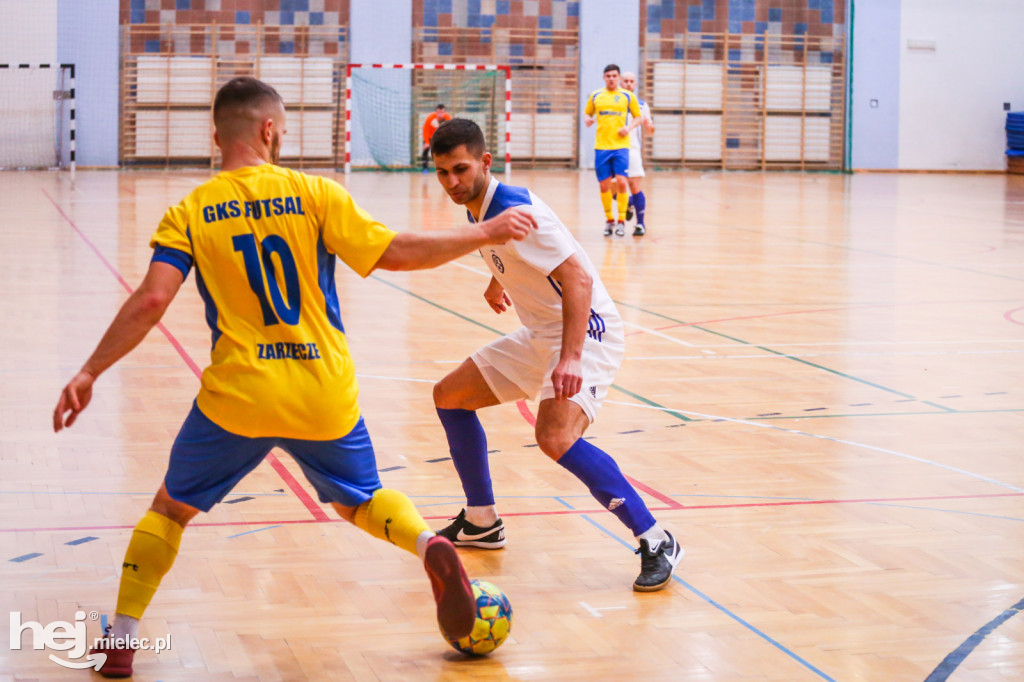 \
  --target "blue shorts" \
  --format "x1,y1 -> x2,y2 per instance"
165,402 -> 382,512
594,149 -> 629,182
